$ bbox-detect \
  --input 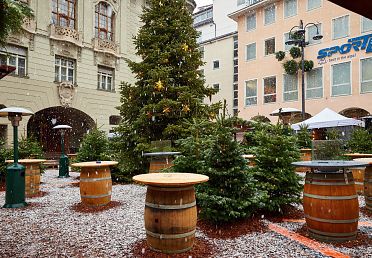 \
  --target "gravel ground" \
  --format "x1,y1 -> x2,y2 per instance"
0,170 -> 370,257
